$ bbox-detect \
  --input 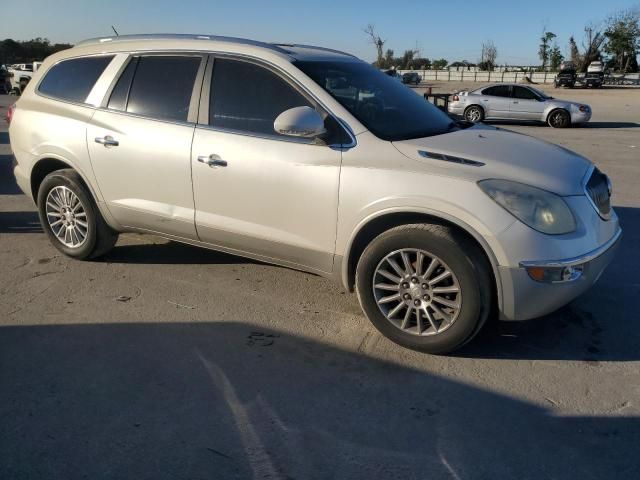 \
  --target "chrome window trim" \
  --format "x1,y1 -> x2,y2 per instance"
519,227 -> 621,268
